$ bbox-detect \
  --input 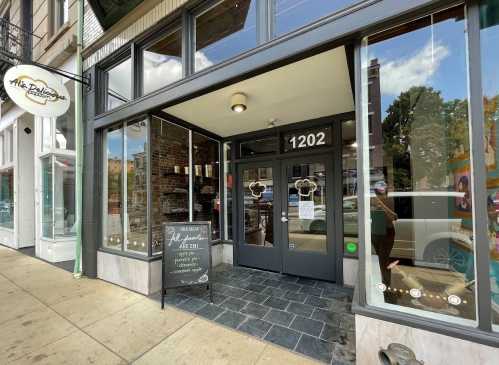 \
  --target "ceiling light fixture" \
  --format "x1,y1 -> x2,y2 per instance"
230,92 -> 247,113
